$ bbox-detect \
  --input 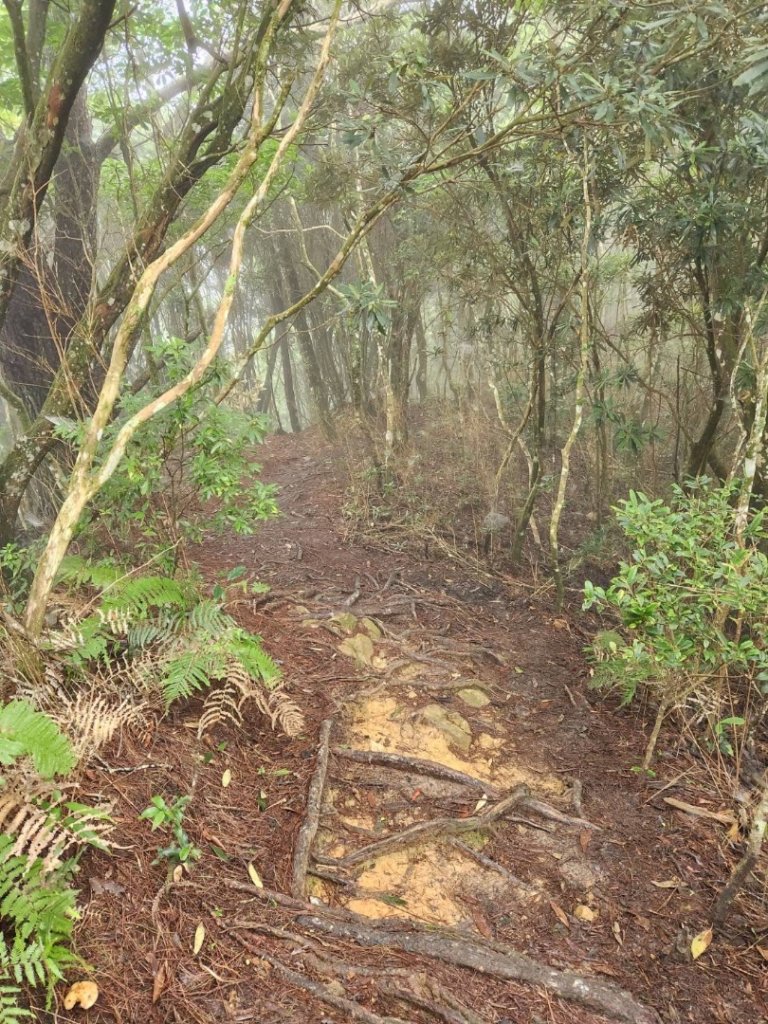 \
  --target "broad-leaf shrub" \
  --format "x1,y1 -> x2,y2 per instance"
584,483 -> 768,741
